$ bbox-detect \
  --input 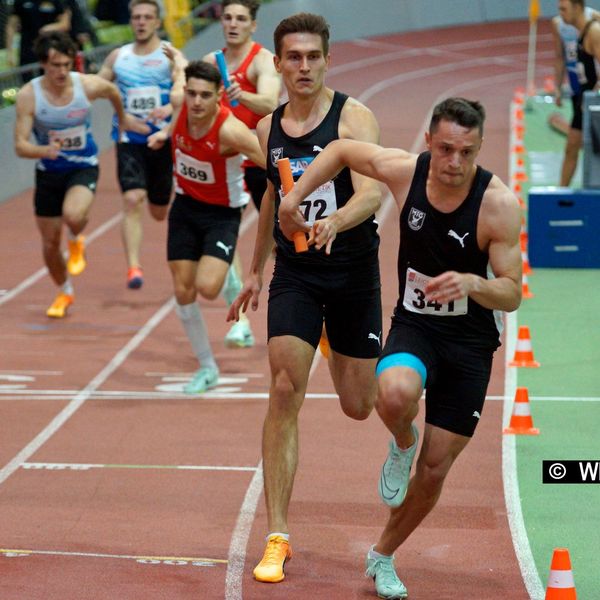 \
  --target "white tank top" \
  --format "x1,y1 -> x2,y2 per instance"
32,72 -> 98,172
